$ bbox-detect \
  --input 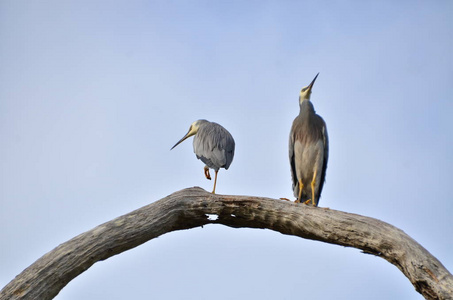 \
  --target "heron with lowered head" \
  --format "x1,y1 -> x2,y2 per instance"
171,119 -> 235,194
